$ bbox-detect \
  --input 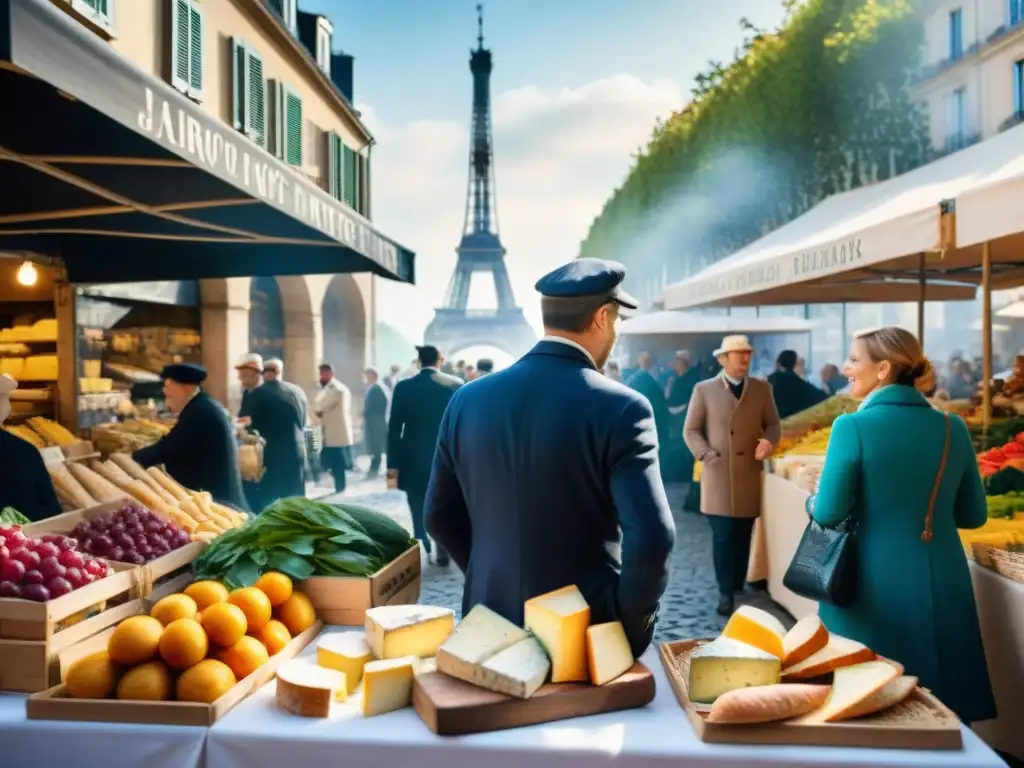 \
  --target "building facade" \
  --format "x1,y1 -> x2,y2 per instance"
912,0 -> 1024,154
51,0 -> 377,415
